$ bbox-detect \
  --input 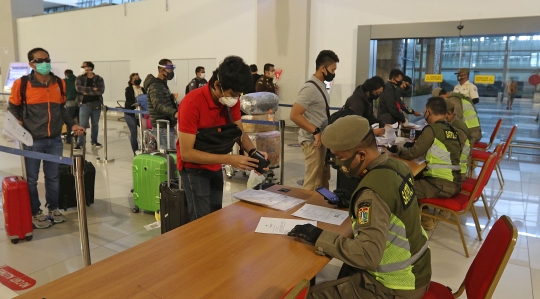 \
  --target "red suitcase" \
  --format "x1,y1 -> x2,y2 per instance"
2,176 -> 33,244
